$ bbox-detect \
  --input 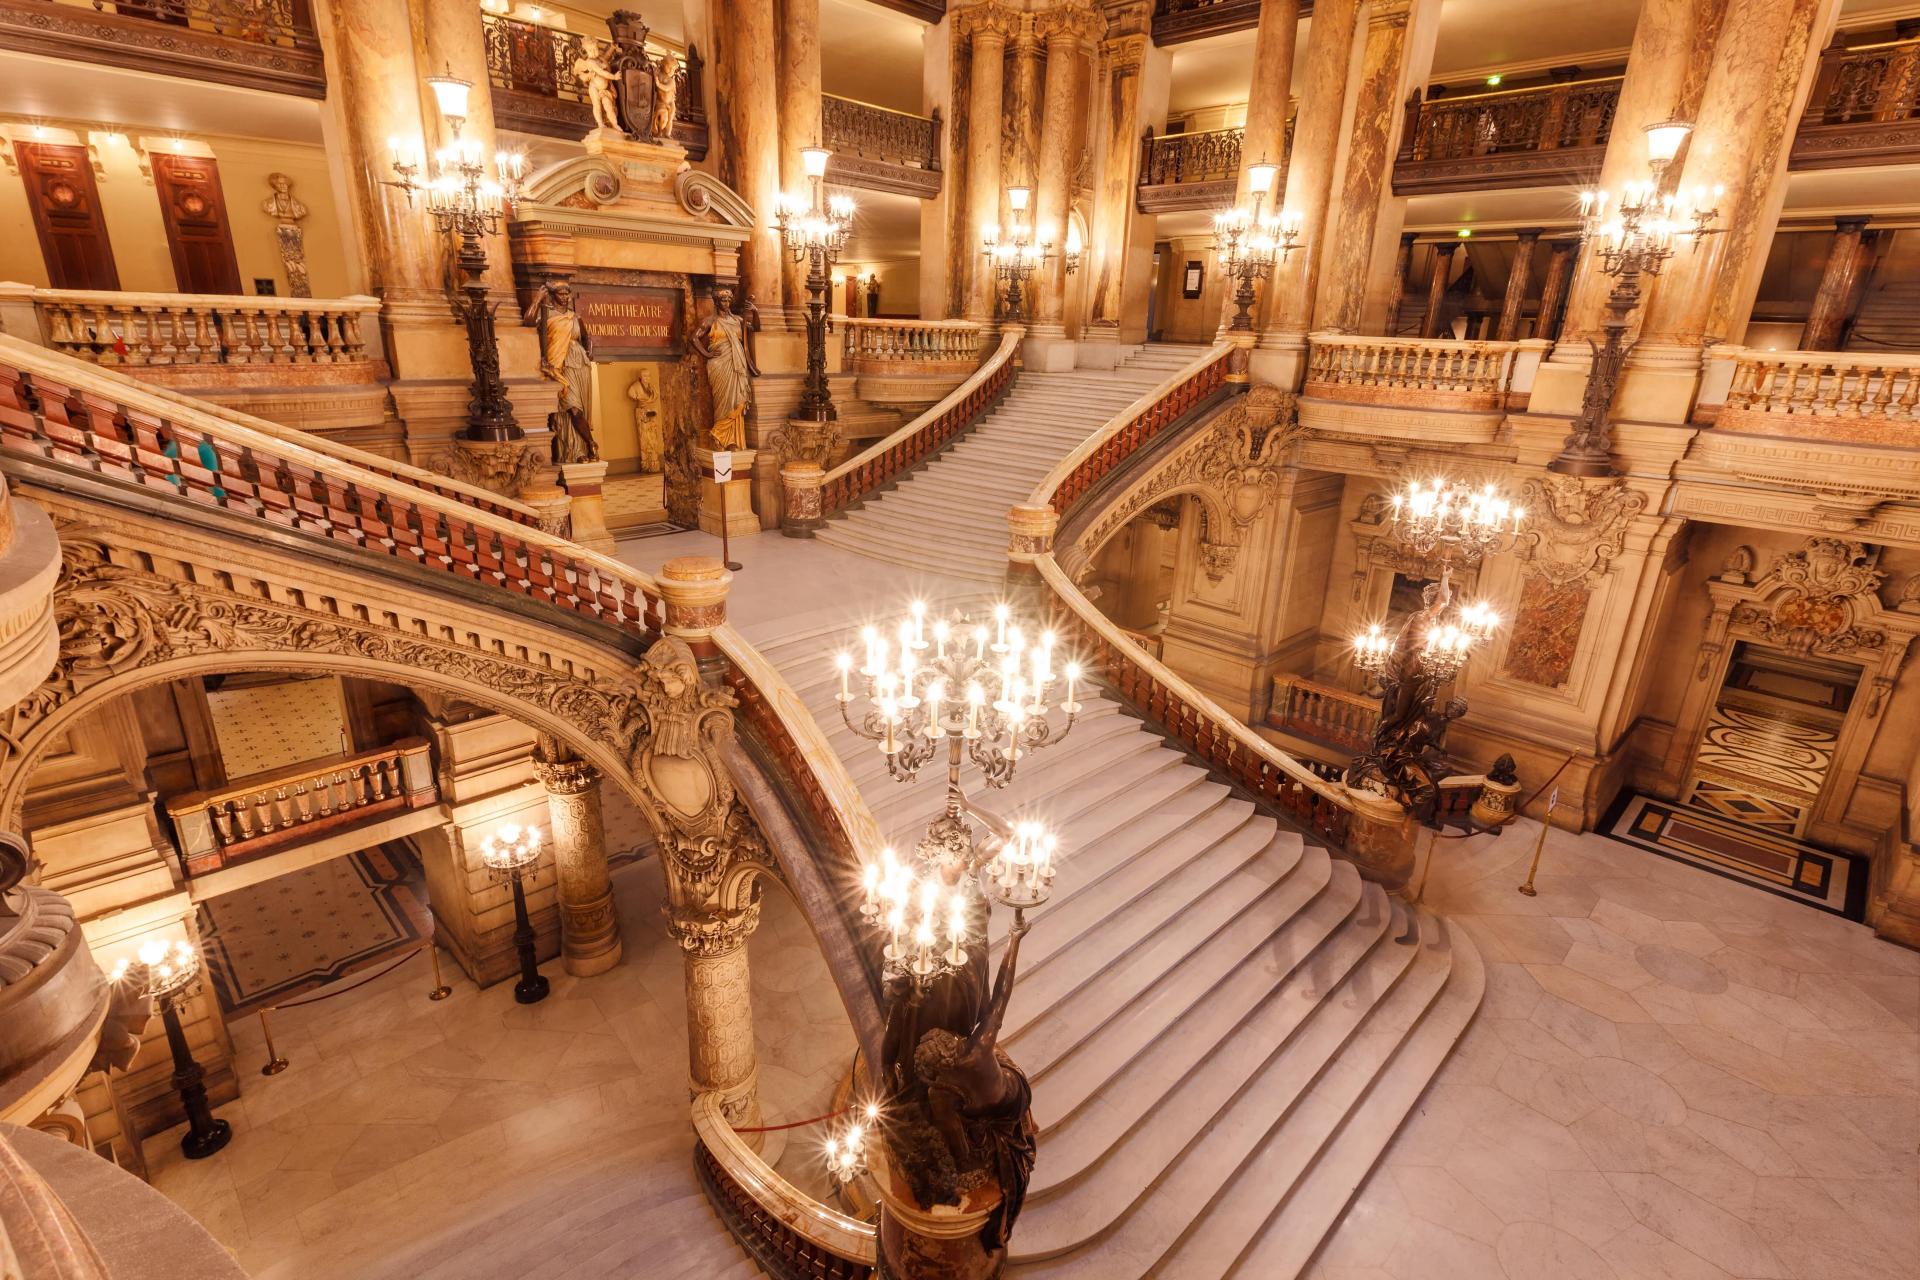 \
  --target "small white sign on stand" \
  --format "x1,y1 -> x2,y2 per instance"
711,451 -> 741,571
712,451 -> 734,484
